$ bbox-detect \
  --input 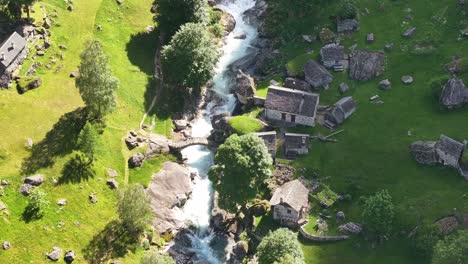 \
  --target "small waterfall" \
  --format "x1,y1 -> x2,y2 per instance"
178,0 -> 259,262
